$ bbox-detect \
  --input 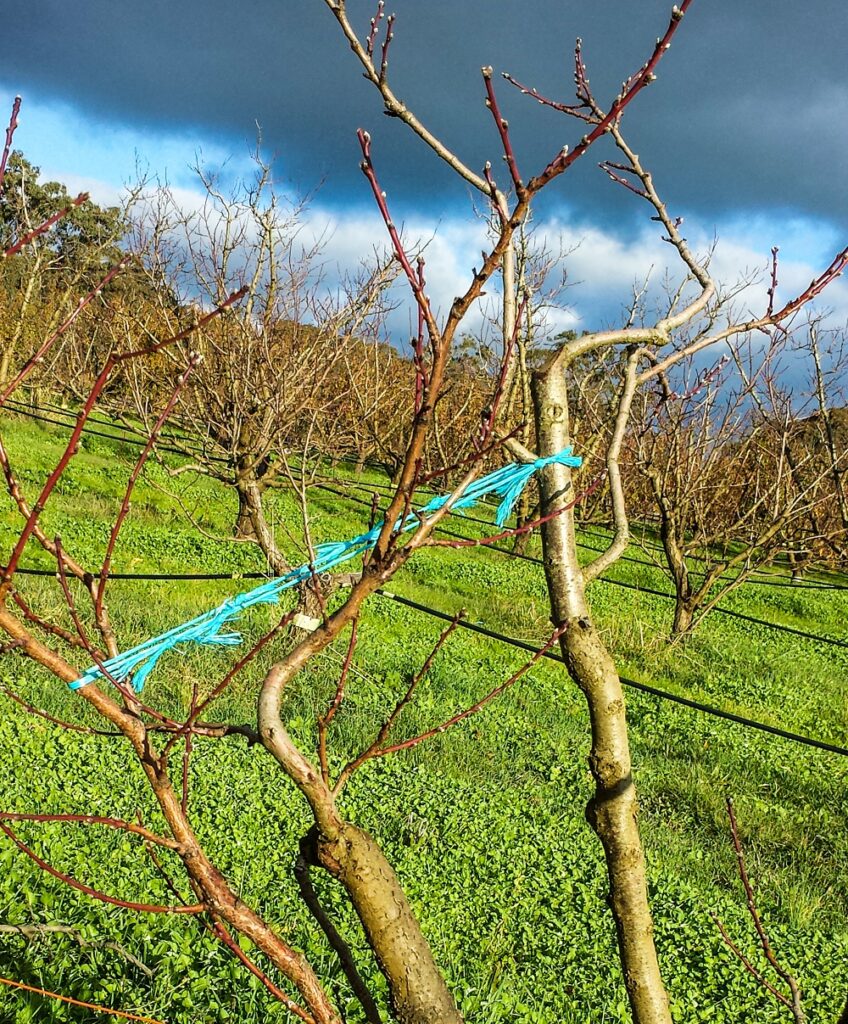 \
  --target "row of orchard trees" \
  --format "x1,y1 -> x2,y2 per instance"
3,147 -> 844,635
1,4 -> 848,1018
